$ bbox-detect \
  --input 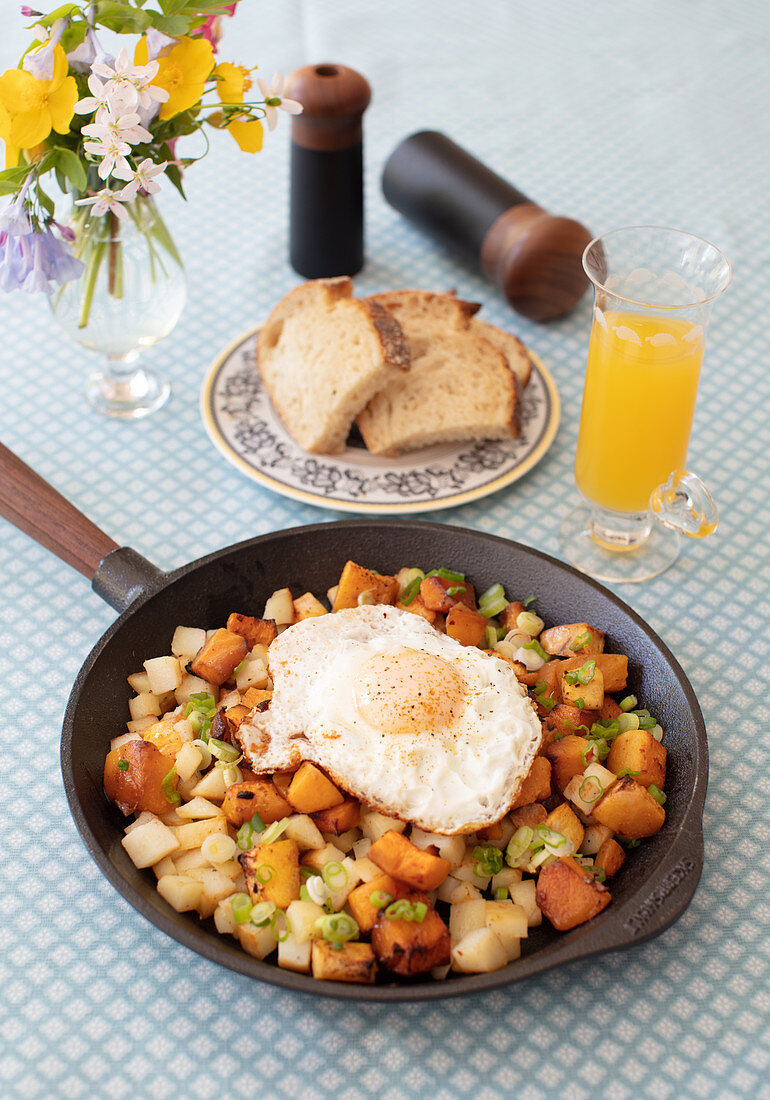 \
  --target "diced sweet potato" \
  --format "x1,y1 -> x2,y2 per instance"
445,603 -> 487,646
419,575 -> 475,613
371,902 -> 451,975
511,756 -> 552,809
226,613 -> 278,648
272,772 -> 294,800
241,686 -> 272,709
536,856 -> 611,931
189,628 -> 247,686
287,762 -> 345,813
224,703 -> 251,728
544,801 -> 585,854
499,601 -> 525,631
141,718 -> 182,758
311,940 -> 377,983
595,838 -> 626,878
539,623 -> 605,657
476,820 -> 504,844
510,804 -> 548,828
561,653 -> 628,694
239,838 -> 299,909
332,561 -> 398,610
534,660 -> 563,701
599,695 -> 623,720
545,735 -> 593,792
104,739 -> 177,816
368,830 -> 451,891
347,873 -> 402,933
394,593 -> 437,624
293,593 -> 327,620
311,799 -> 360,834
593,777 -> 665,838
222,779 -> 293,828
607,729 -> 667,789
